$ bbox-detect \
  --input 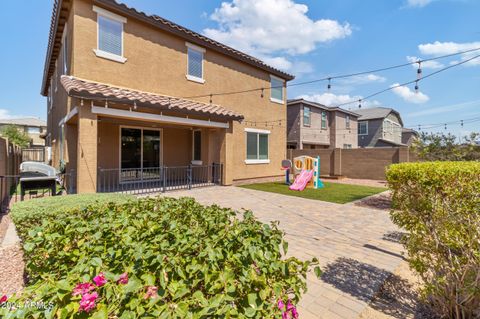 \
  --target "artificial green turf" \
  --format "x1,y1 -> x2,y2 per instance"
239,181 -> 386,204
